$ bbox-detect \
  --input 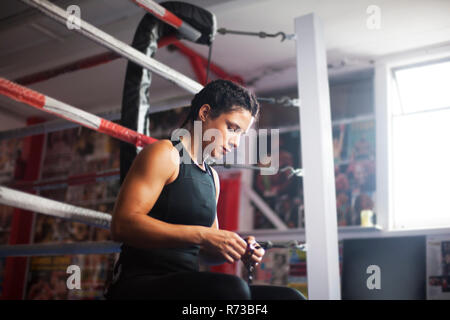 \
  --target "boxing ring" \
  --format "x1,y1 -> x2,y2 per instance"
0,0 -> 340,299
